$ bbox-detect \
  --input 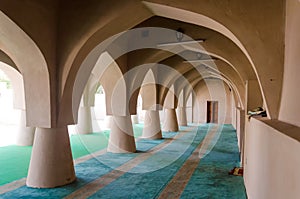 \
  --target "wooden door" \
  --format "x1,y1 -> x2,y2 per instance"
207,101 -> 218,123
